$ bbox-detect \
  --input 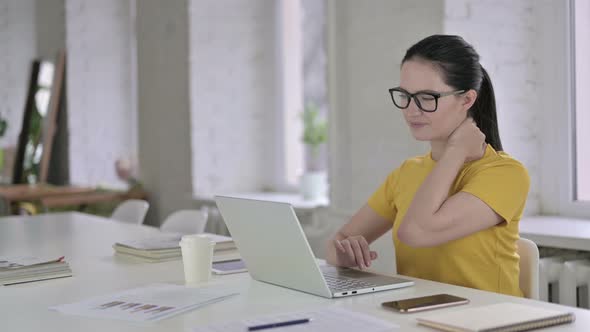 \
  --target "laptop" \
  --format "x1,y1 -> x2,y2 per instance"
214,195 -> 414,298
